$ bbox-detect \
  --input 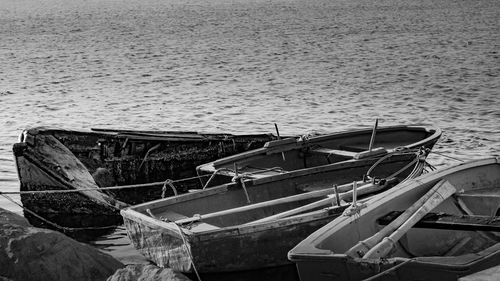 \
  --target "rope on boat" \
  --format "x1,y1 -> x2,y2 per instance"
0,174 -> 213,195
232,175 -> 252,204
162,179 -> 177,198
0,193 -> 121,232
243,166 -> 286,174
365,147 -> 423,180
173,222 -> 202,281
361,259 -> 414,281
146,209 -> 202,281
200,166 -> 286,191
429,151 -> 465,162
201,168 -> 235,190
232,164 -> 252,204
386,148 -> 428,182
